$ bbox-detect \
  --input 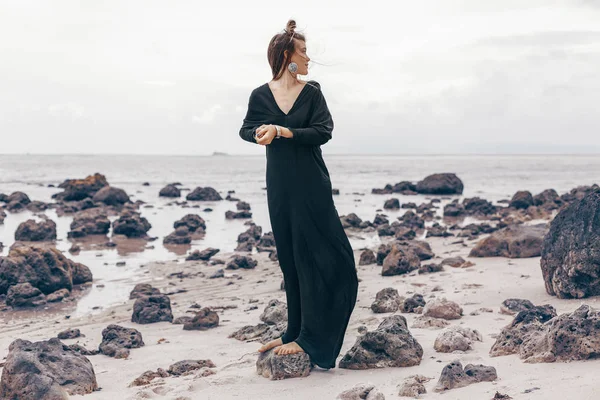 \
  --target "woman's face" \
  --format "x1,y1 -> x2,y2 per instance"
289,40 -> 310,76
